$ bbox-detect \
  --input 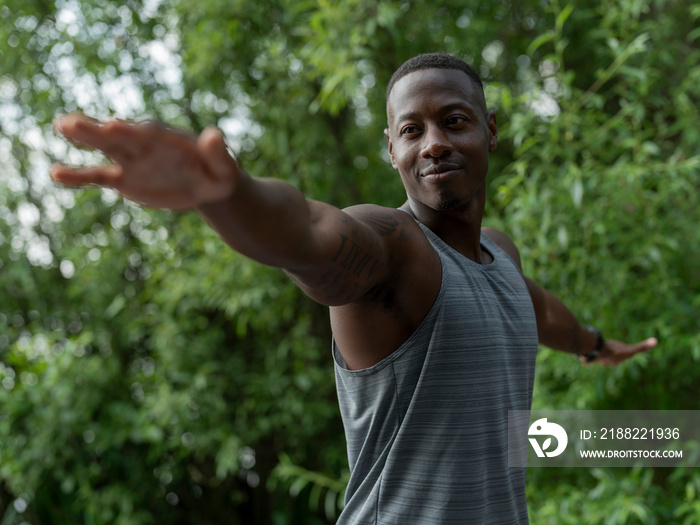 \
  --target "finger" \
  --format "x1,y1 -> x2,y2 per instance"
53,112 -> 100,135
643,337 -> 658,349
632,337 -> 658,353
54,113 -> 106,149
54,114 -> 143,161
50,163 -> 123,189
